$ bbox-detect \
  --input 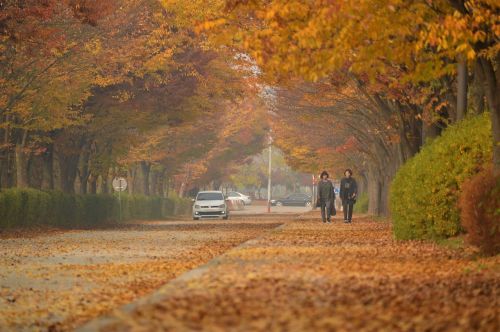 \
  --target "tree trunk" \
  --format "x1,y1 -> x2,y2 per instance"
127,166 -> 136,194
178,182 -> 186,198
14,134 -> 29,188
0,158 -> 4,189
15,144 -> 28,188
88,174 -> 97,194
0,115 -> 10,189
140,161 -> 151,195
101,172 -> 110,194
41,145 -> 54,190
58,153 -> 79,194
379,176 -> 391,217
78,149 -> 90,194
479,56 -> 500,172
471,60 -> 486,115
368,176 -> 382,216
157,171 -> 165,197
456,57 -> 468,121
1,151 -> 15,188
151,170 -> 159,196
422,120 -> 441,143
27,155 -> 43,189
165,176 -> 170,197
212,181 -> 221,191
358,172 -> 368,196
367,165 -> 382,216
445,80 -> 458,123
